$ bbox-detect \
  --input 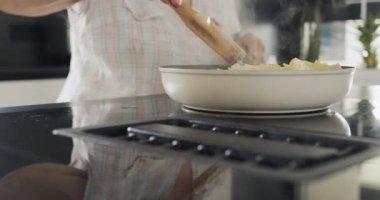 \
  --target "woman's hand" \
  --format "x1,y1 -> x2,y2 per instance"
236,33 -> 268,65
0,0 -> 79,17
